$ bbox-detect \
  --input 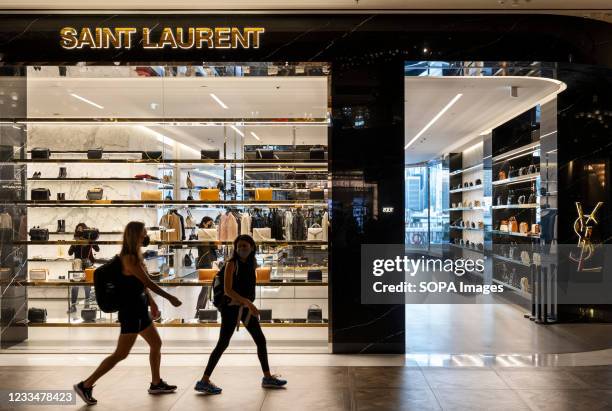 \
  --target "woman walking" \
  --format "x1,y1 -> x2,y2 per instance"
74,221 -> 183,405
195,234 -> 287,394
